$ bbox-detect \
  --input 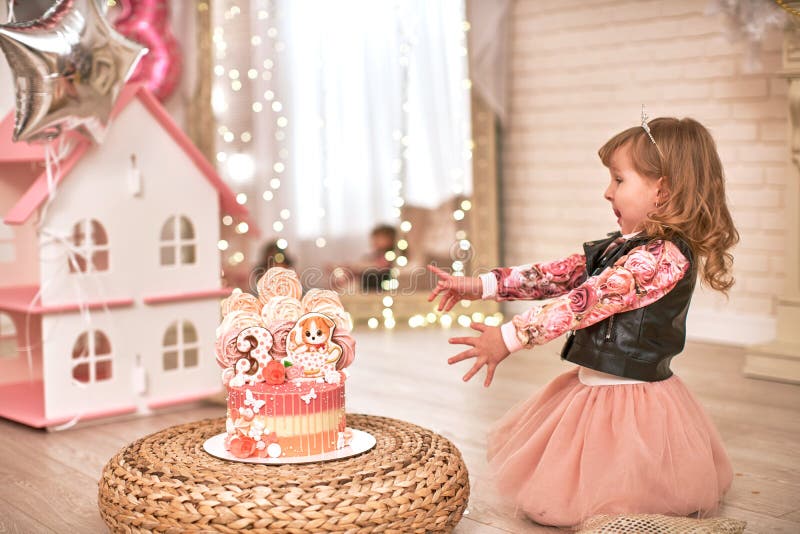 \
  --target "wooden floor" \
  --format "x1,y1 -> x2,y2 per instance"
0,329 -> 798,533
